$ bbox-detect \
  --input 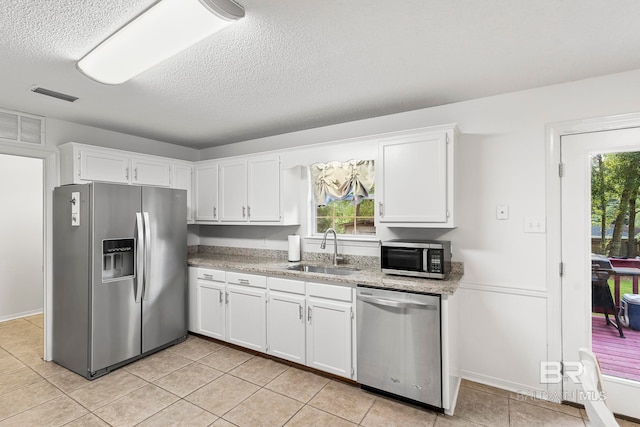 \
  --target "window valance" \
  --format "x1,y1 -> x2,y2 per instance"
309,160 -> 374,206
